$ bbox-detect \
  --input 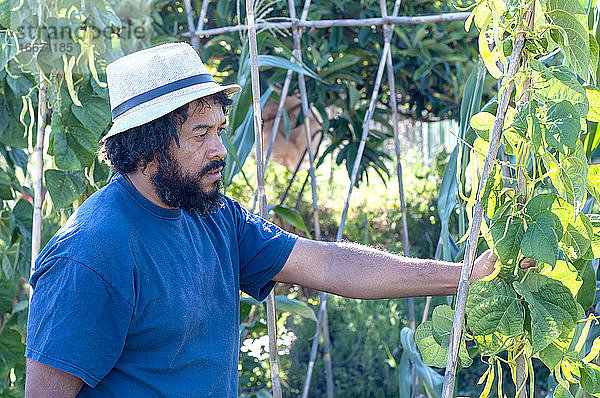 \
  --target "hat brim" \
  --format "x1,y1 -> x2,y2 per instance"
101,83 -> 242,143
